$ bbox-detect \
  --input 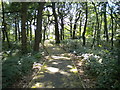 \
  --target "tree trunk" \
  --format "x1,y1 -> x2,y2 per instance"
79,17 -> 82,37
21,2 -> 27,53
43,26 -> 46,42
104,3 -> 109,42
110,8 -> 114,47
52,2 -> 60,44
1,1 -> 5,43
4,24 -> 10,48
91,23 -> 97,48
2,1 -> 10,48
92,2 -> 100,46
73,11 -> 81,39
17,19 -> 21,41
60,16 -> 64,40
27,21 -> 29,38
70,17 -> 72,38
82,2 -> 88,46
15,17 -> 18,41
30,20 -> 32,41
33,2 -> 45,52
